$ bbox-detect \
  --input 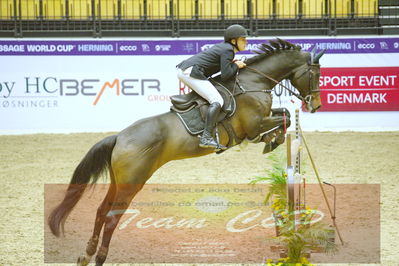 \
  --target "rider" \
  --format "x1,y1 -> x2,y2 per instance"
176,24 -> 248,150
